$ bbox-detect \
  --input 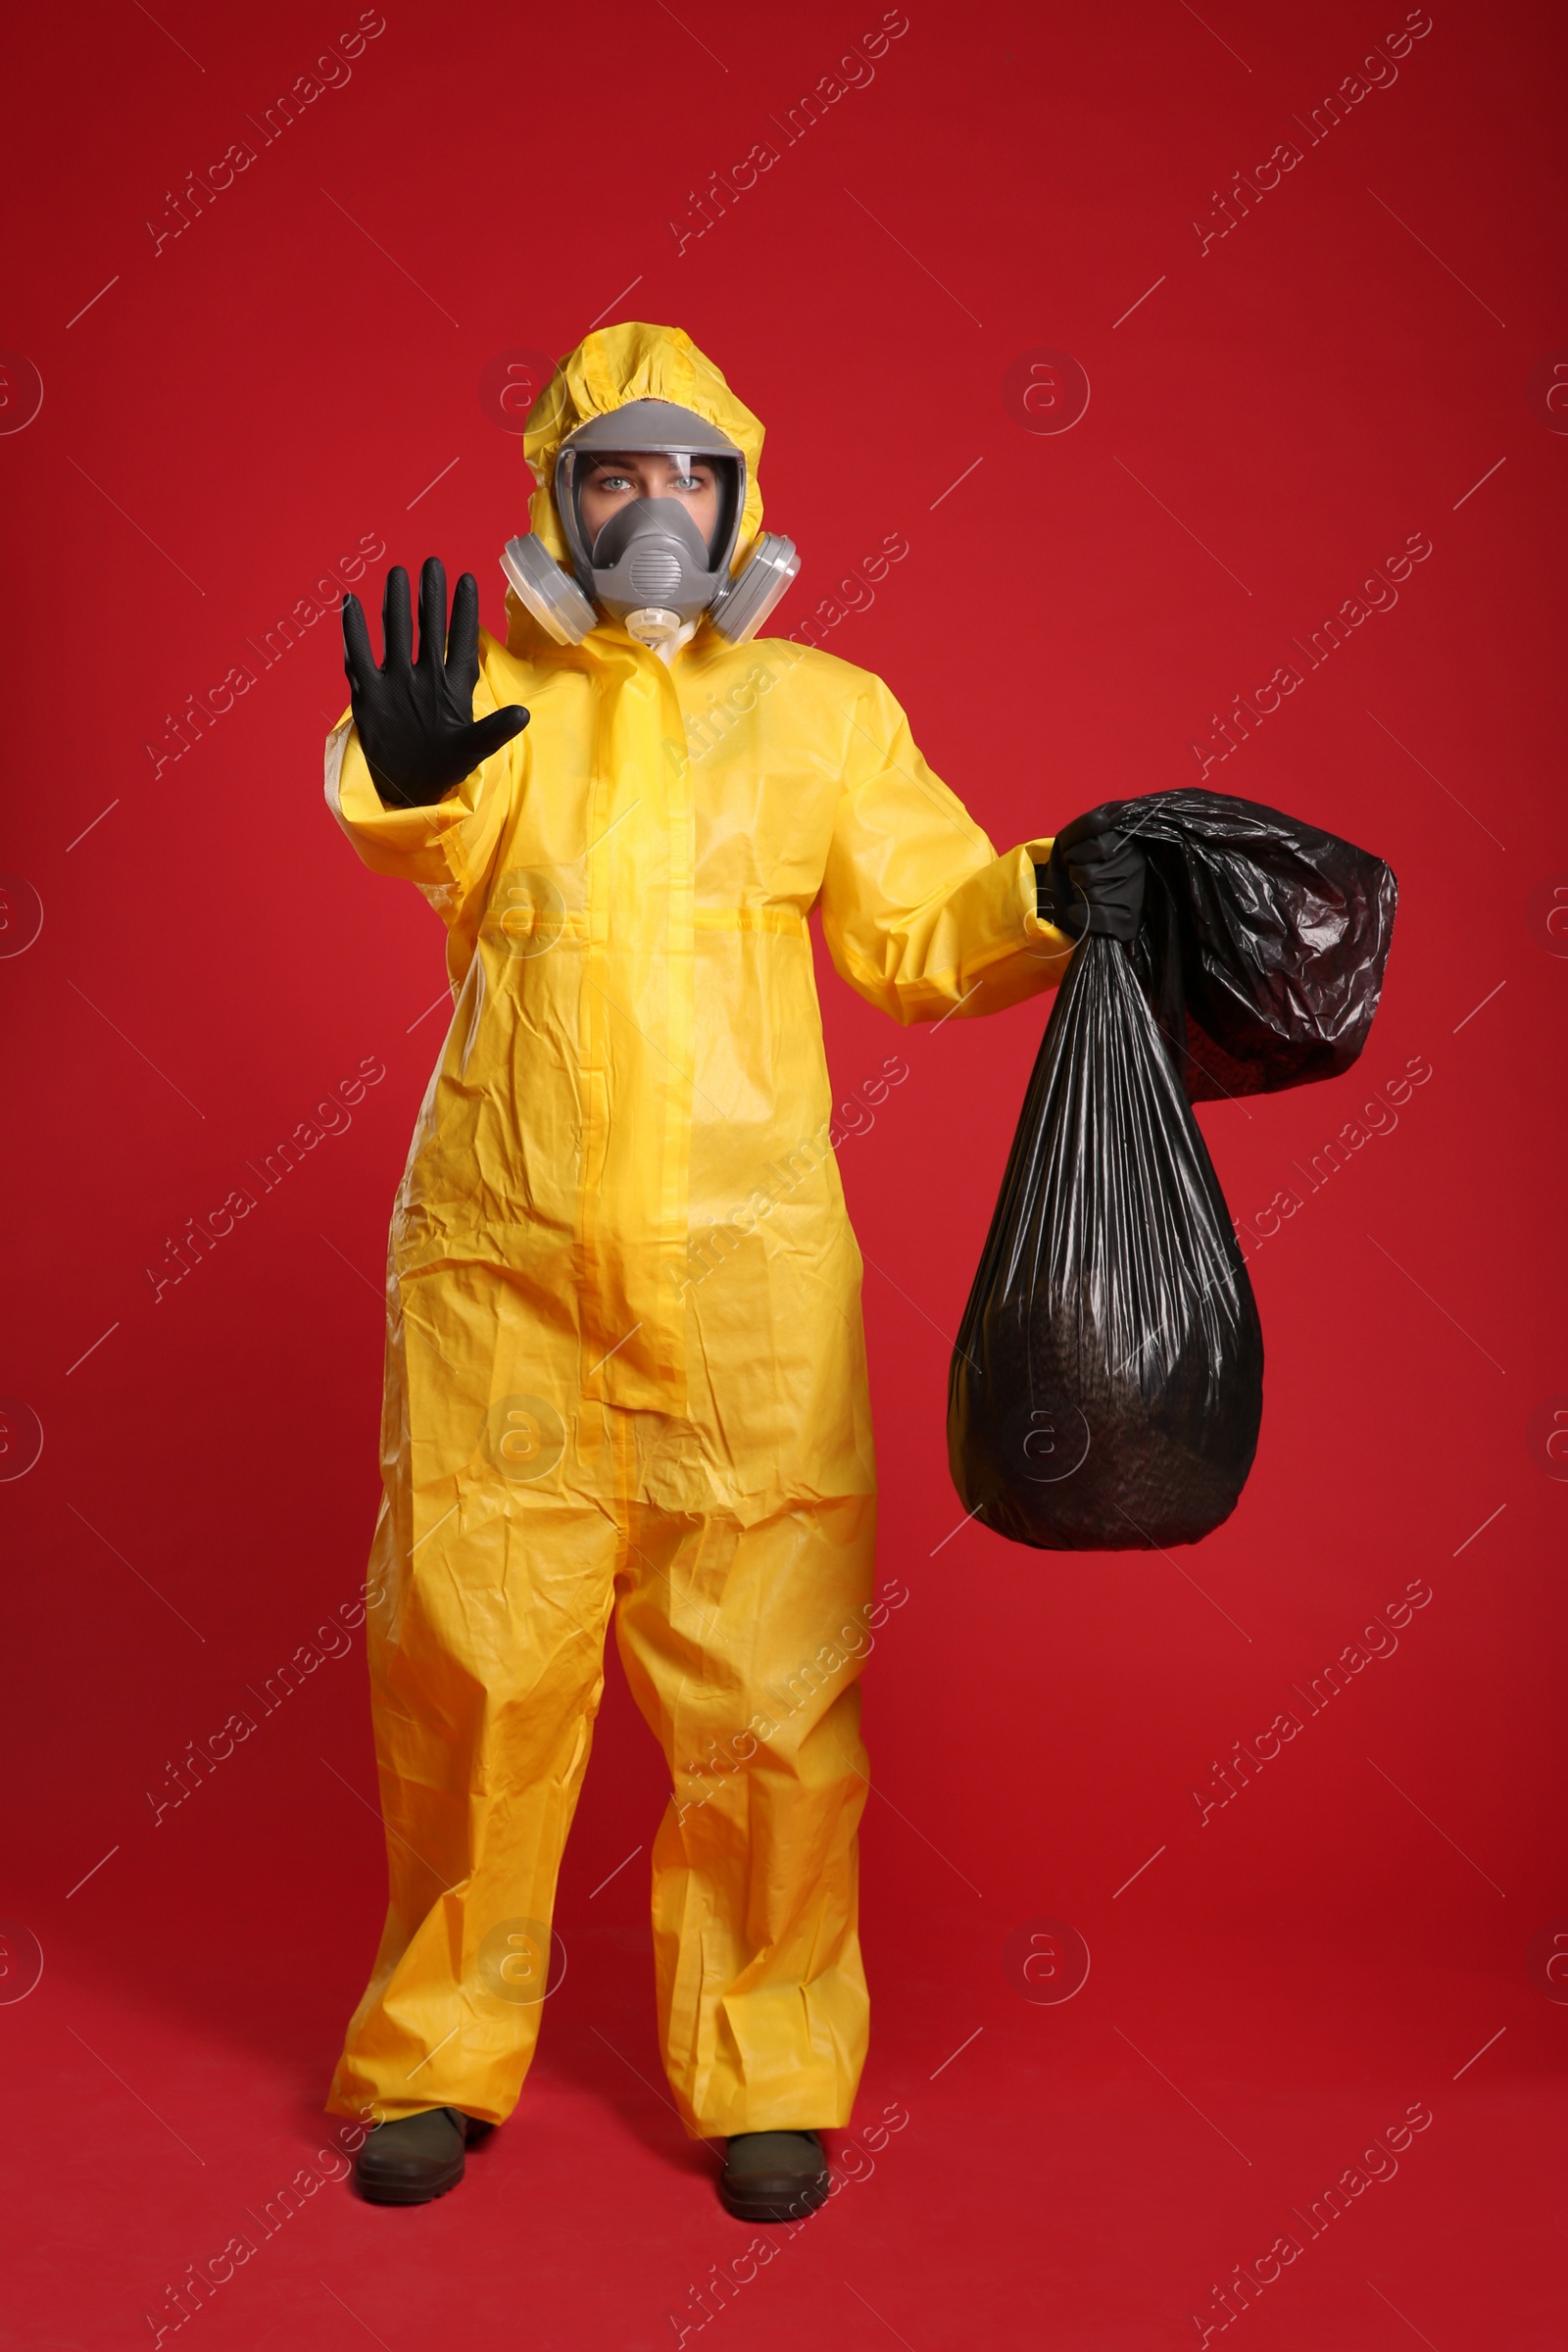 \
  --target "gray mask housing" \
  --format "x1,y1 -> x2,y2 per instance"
502,399 -> 799,652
